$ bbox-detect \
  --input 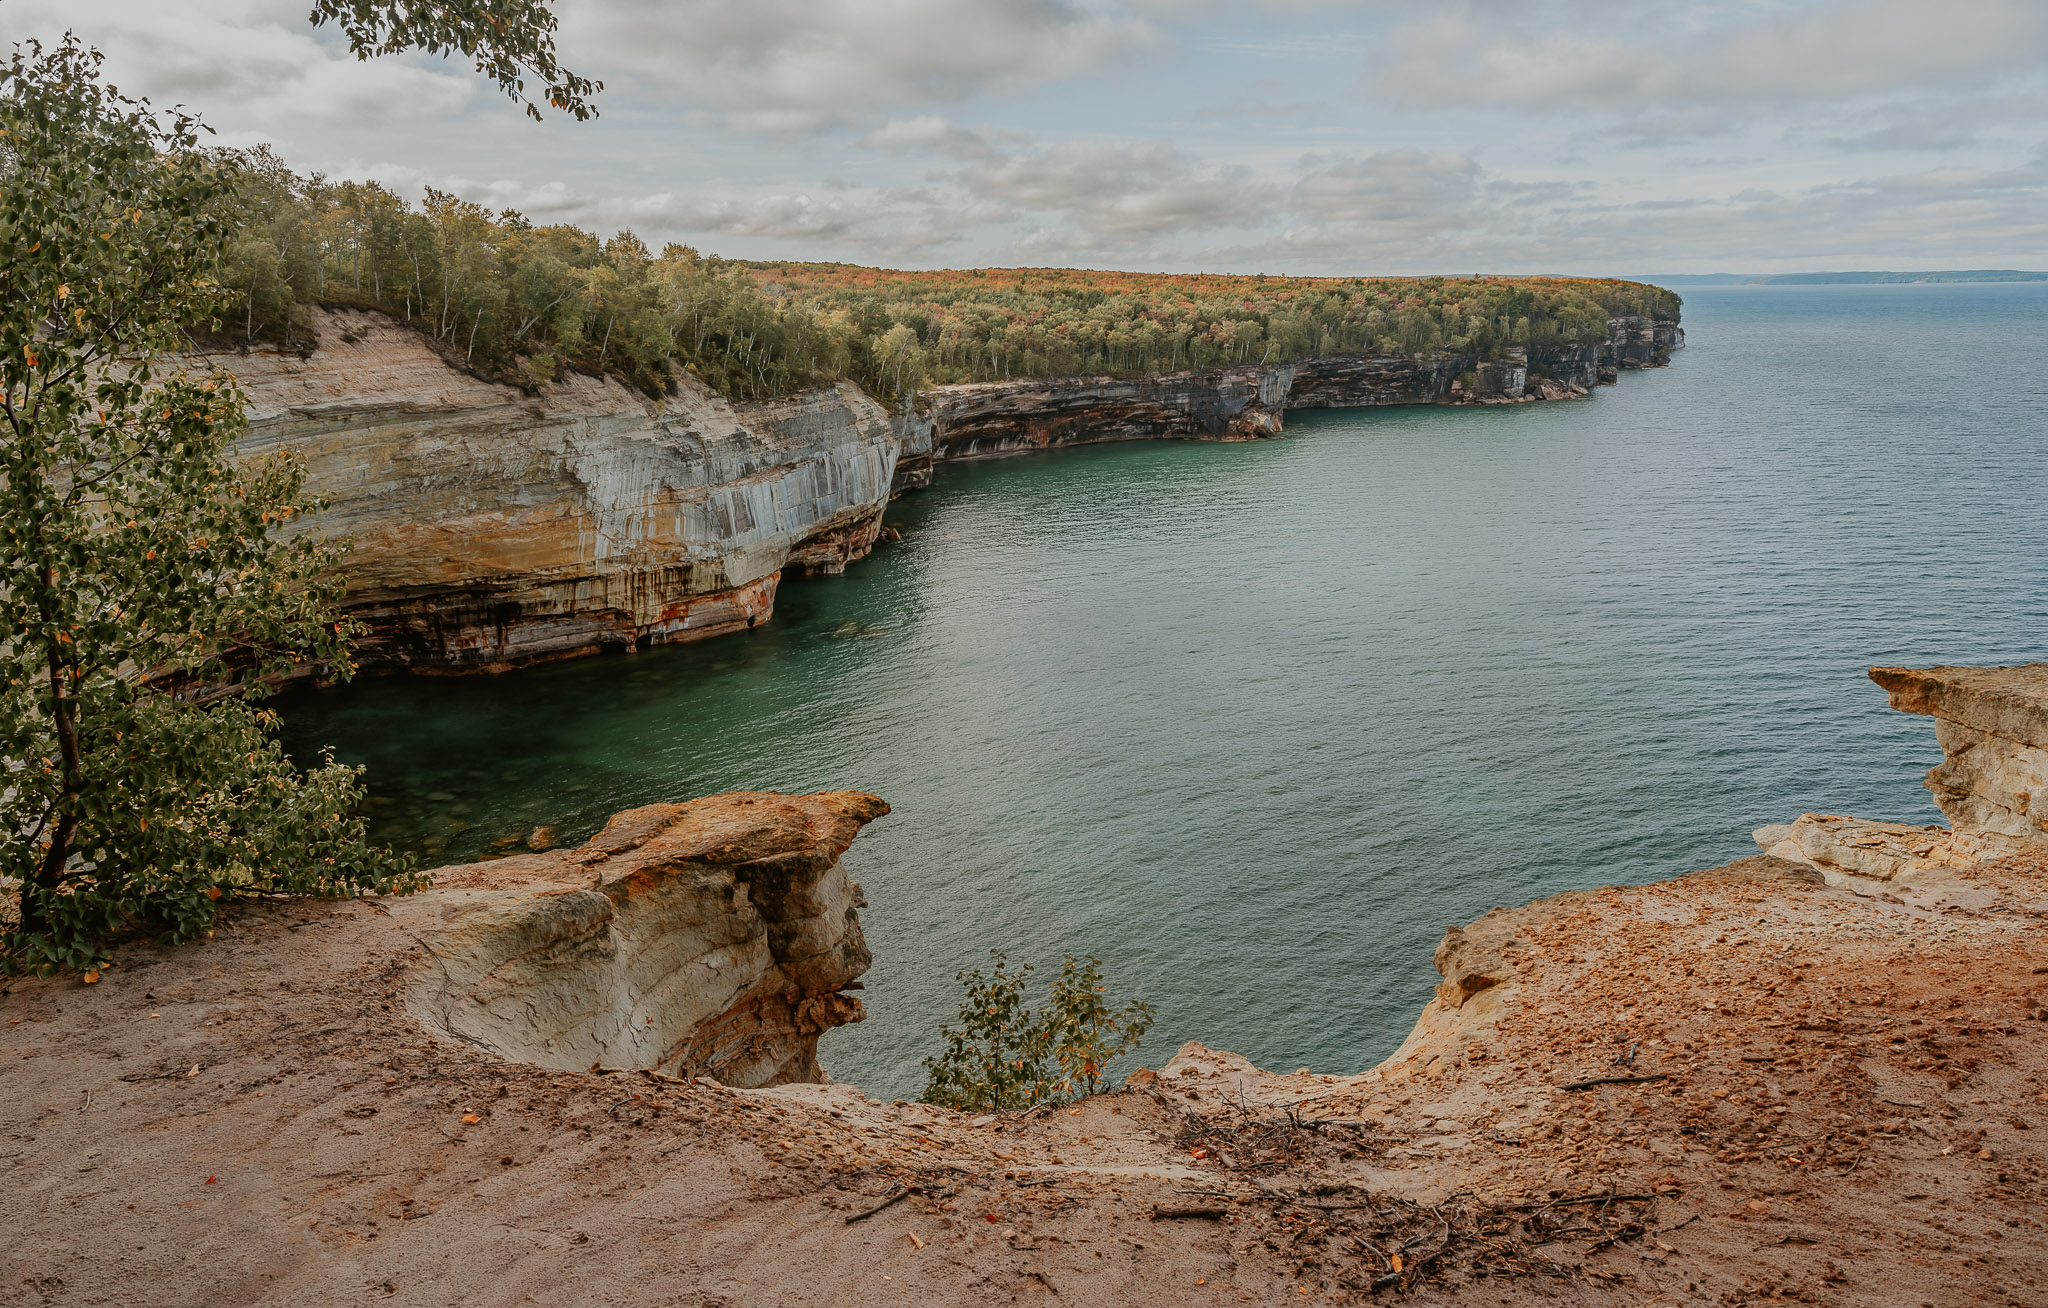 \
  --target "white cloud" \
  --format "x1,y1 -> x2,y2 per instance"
862,116 -> 997,159
1366,0 -> 2048,136
959,140 -> 1273,245
0,0 -> 473,133
556,0 -> 1162,117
